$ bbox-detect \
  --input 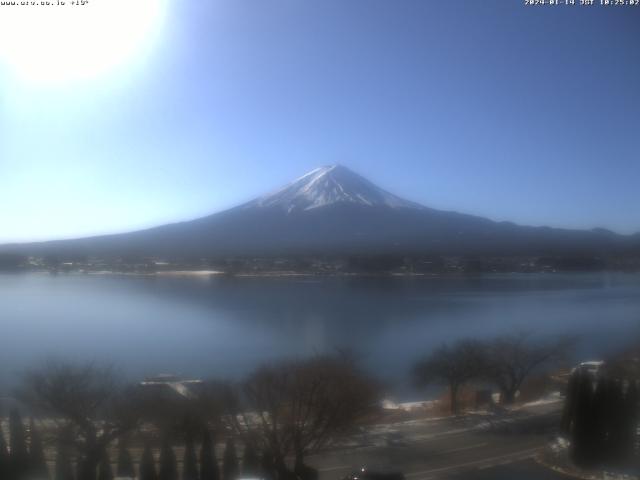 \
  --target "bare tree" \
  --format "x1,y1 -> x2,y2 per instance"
136,379 -> 227,439
484,332 -> 572,404
18,361 -> 143,480
413,340 -> 486,415
230,354 -> 379,474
